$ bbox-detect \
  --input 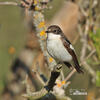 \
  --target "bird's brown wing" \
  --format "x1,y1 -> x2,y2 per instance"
61,36 -> 83,73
